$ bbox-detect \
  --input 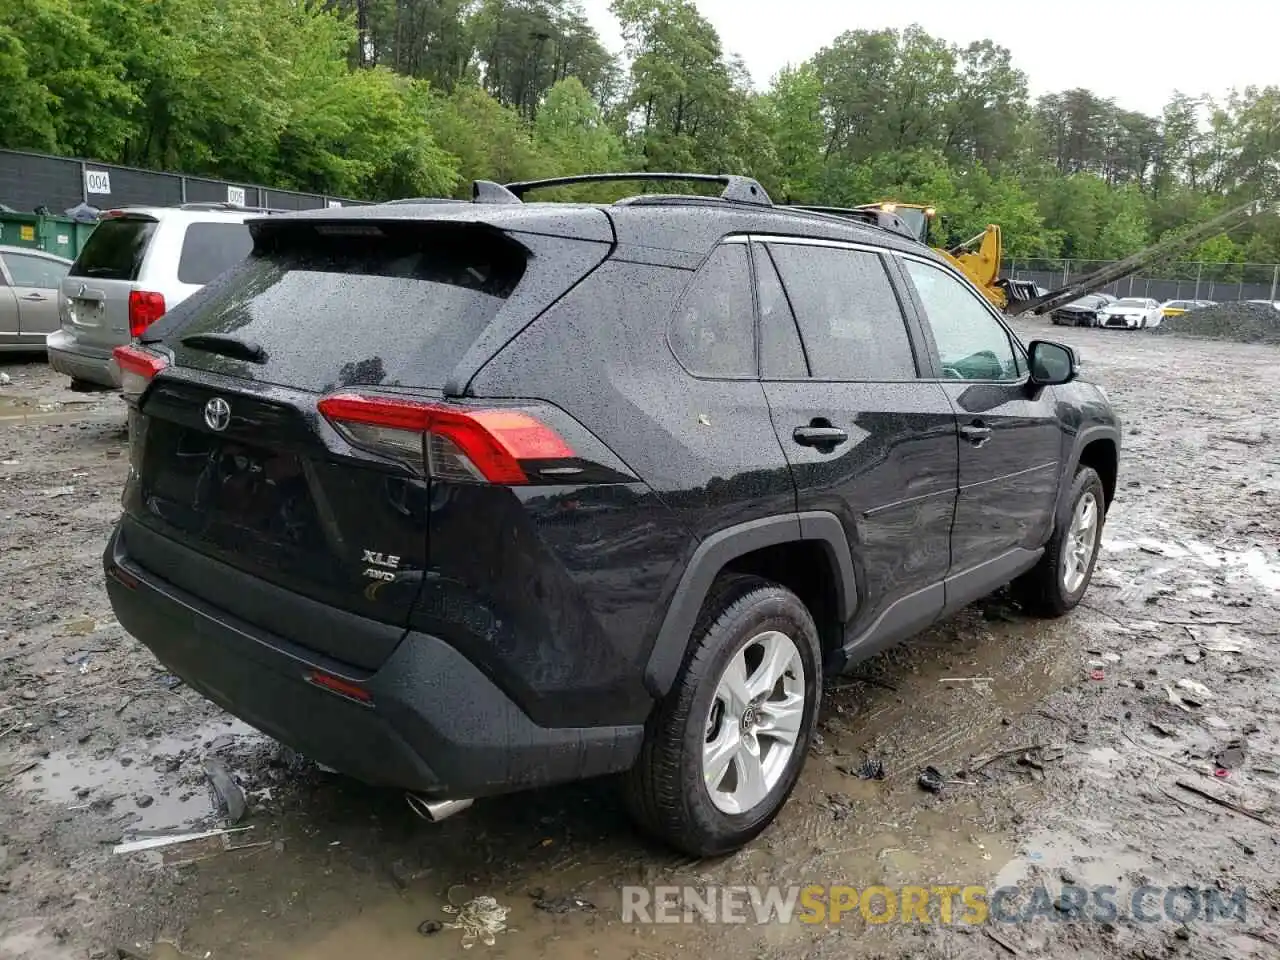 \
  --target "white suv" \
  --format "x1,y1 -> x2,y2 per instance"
47,204 -> 267,389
